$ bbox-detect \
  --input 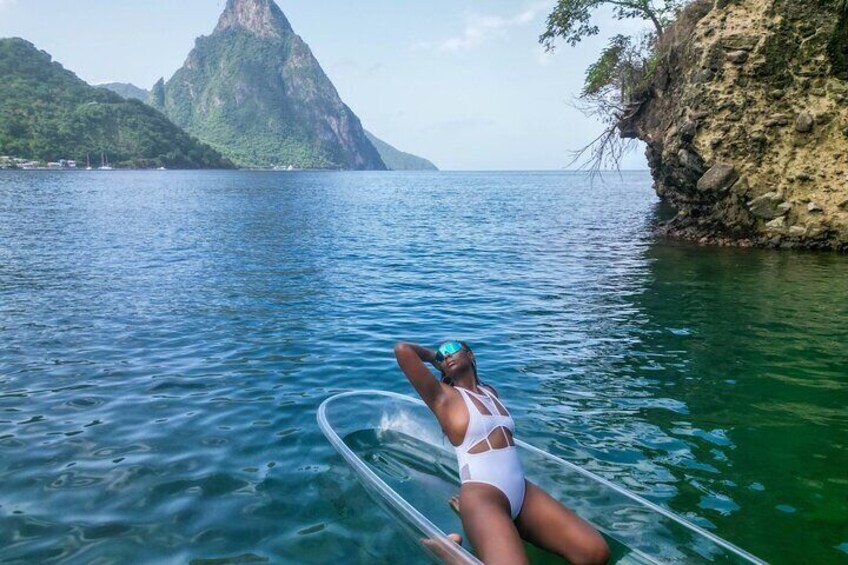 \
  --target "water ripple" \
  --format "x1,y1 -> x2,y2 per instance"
0,171 -> 845,563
